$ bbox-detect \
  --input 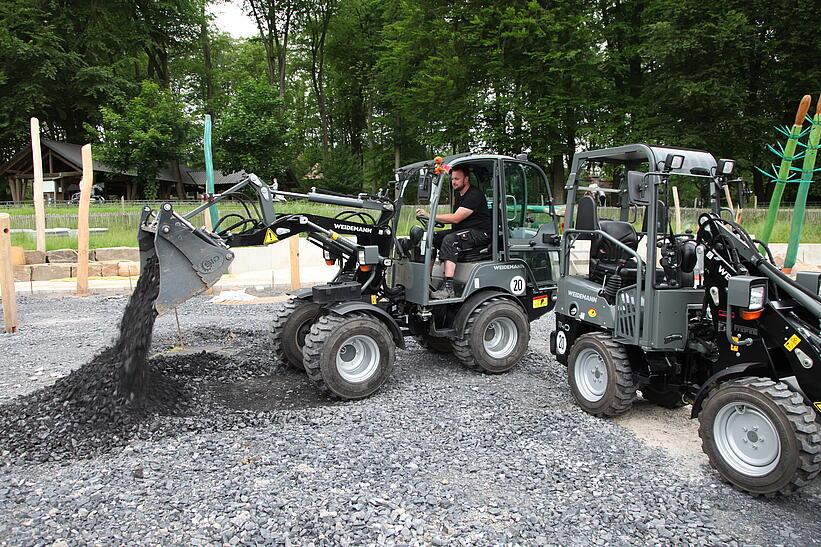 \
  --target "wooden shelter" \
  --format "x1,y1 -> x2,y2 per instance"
0,140 -> 209,202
